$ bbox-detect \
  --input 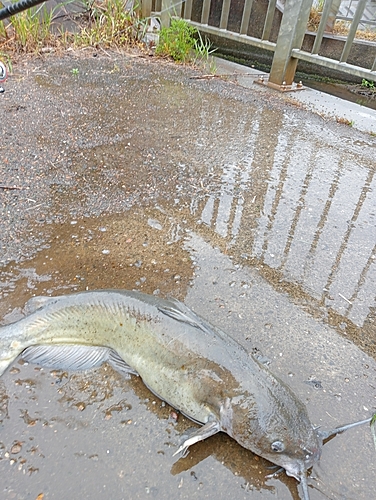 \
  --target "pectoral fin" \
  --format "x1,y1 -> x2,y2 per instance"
173,419 -> 220,457
21,345 -> 138,377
